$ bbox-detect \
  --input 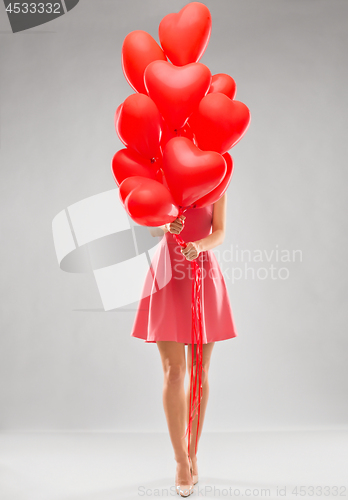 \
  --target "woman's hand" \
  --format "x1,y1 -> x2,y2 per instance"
166,215 -> 186,234
181,242 -> 201,261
